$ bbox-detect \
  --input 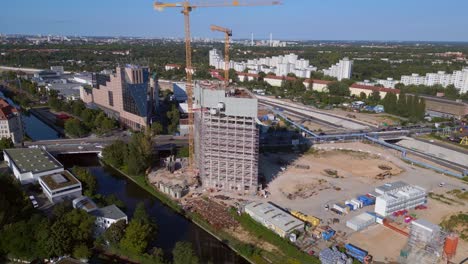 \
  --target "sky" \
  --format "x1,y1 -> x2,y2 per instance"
1,0 -> 468,42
